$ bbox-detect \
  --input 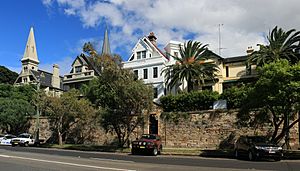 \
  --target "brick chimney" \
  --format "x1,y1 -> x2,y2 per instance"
52,64 -> 60,89
246,46 -> 254,55
148,32 -> 157,46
